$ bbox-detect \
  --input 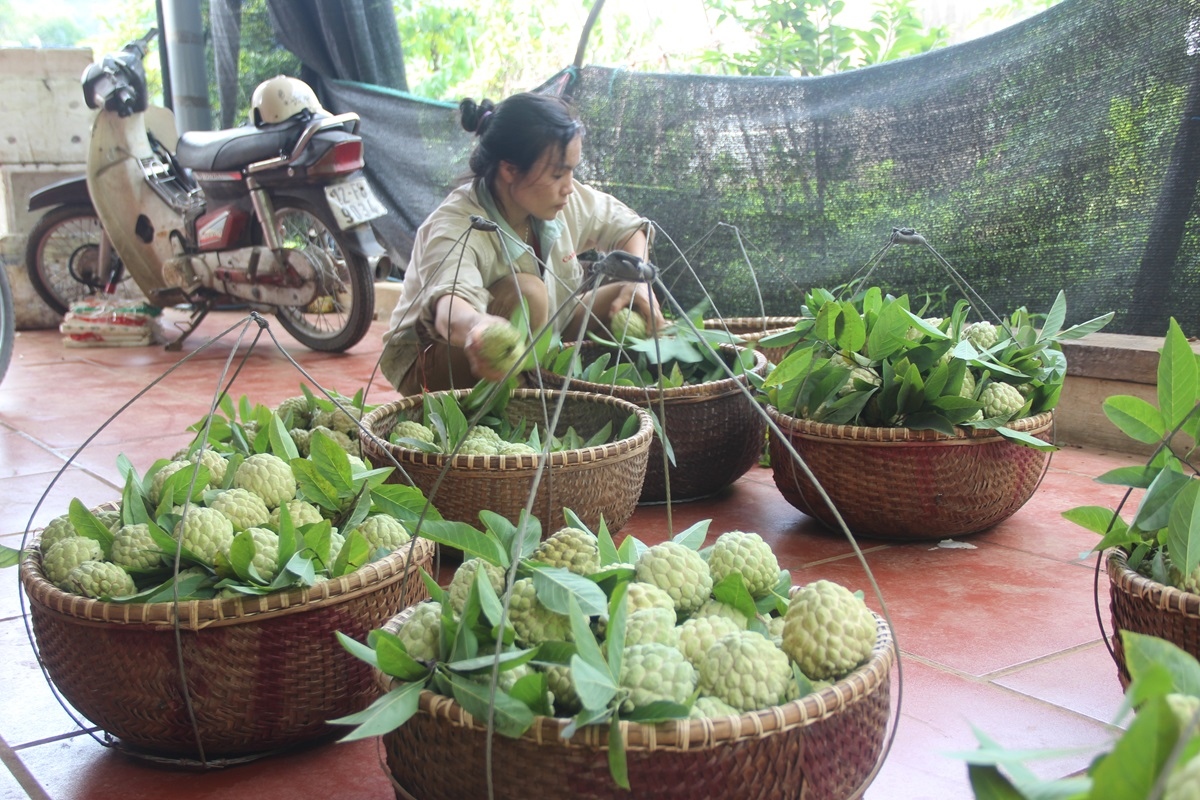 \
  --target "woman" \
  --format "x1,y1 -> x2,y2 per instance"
379,91 -> 664,394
